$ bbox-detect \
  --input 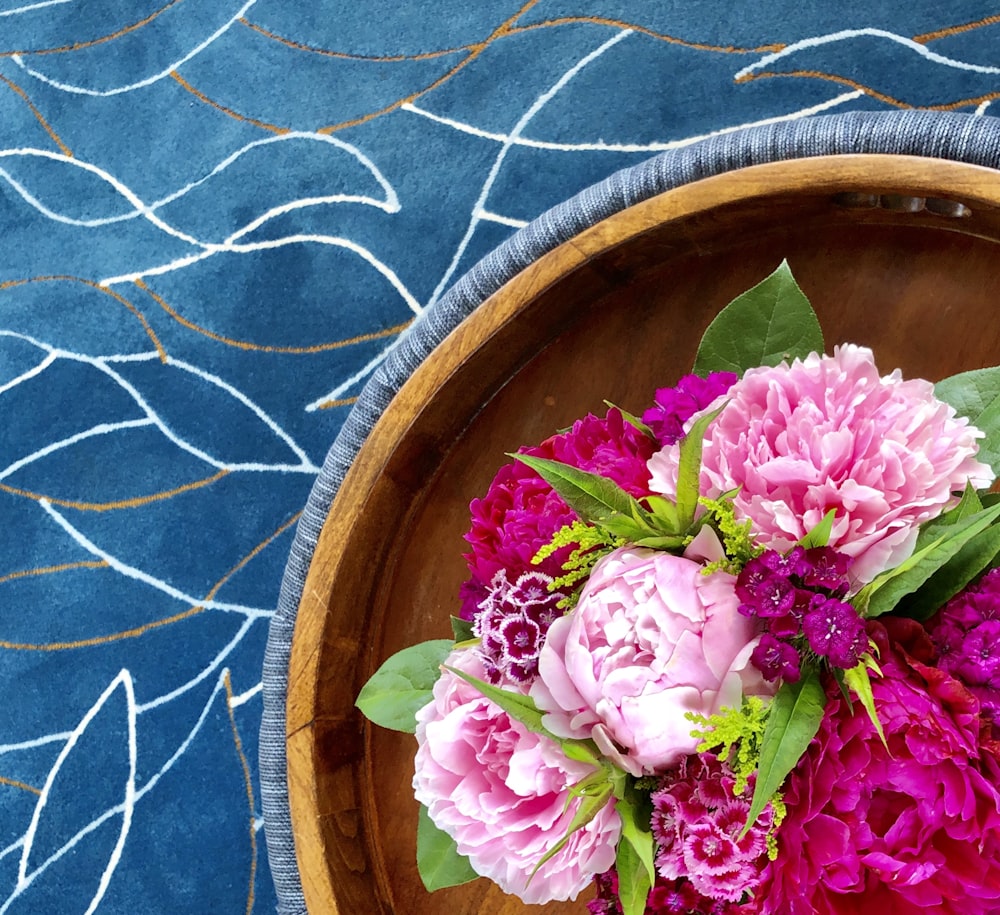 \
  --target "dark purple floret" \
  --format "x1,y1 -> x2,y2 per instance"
801,595 -> 867,669
796,546 -> 853,595
751,633 -> 801,682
